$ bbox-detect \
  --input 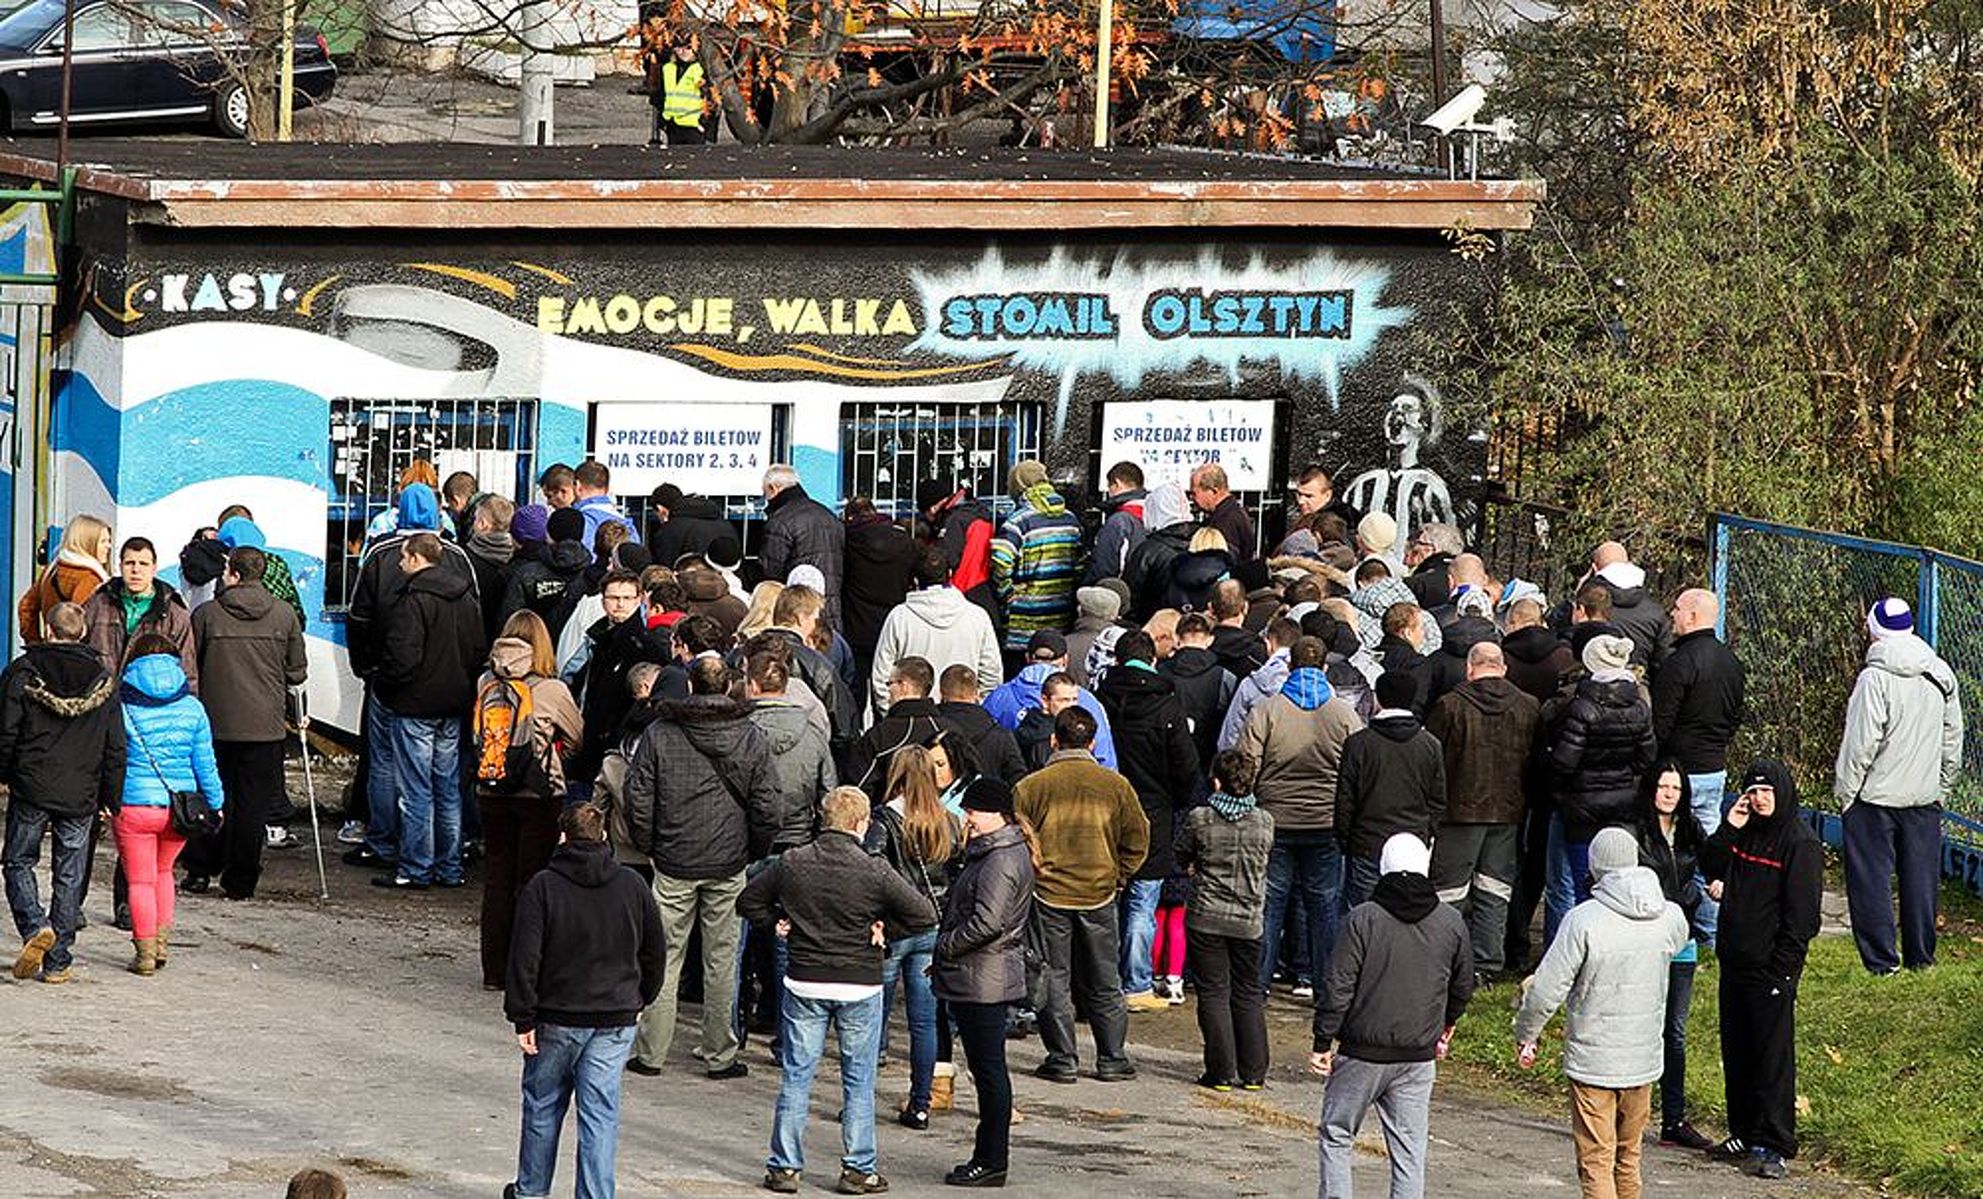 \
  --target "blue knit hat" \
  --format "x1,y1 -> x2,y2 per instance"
1868,598 -> 1913,640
